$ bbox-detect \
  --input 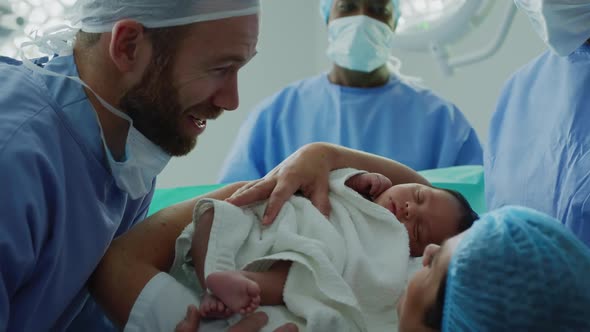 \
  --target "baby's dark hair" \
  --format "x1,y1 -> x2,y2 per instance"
439,187 -> 479,233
